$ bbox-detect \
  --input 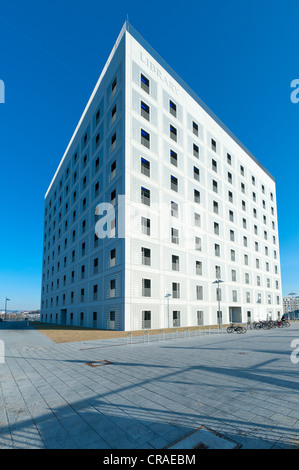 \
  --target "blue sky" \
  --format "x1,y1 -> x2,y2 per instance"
0,0 -> 298,310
